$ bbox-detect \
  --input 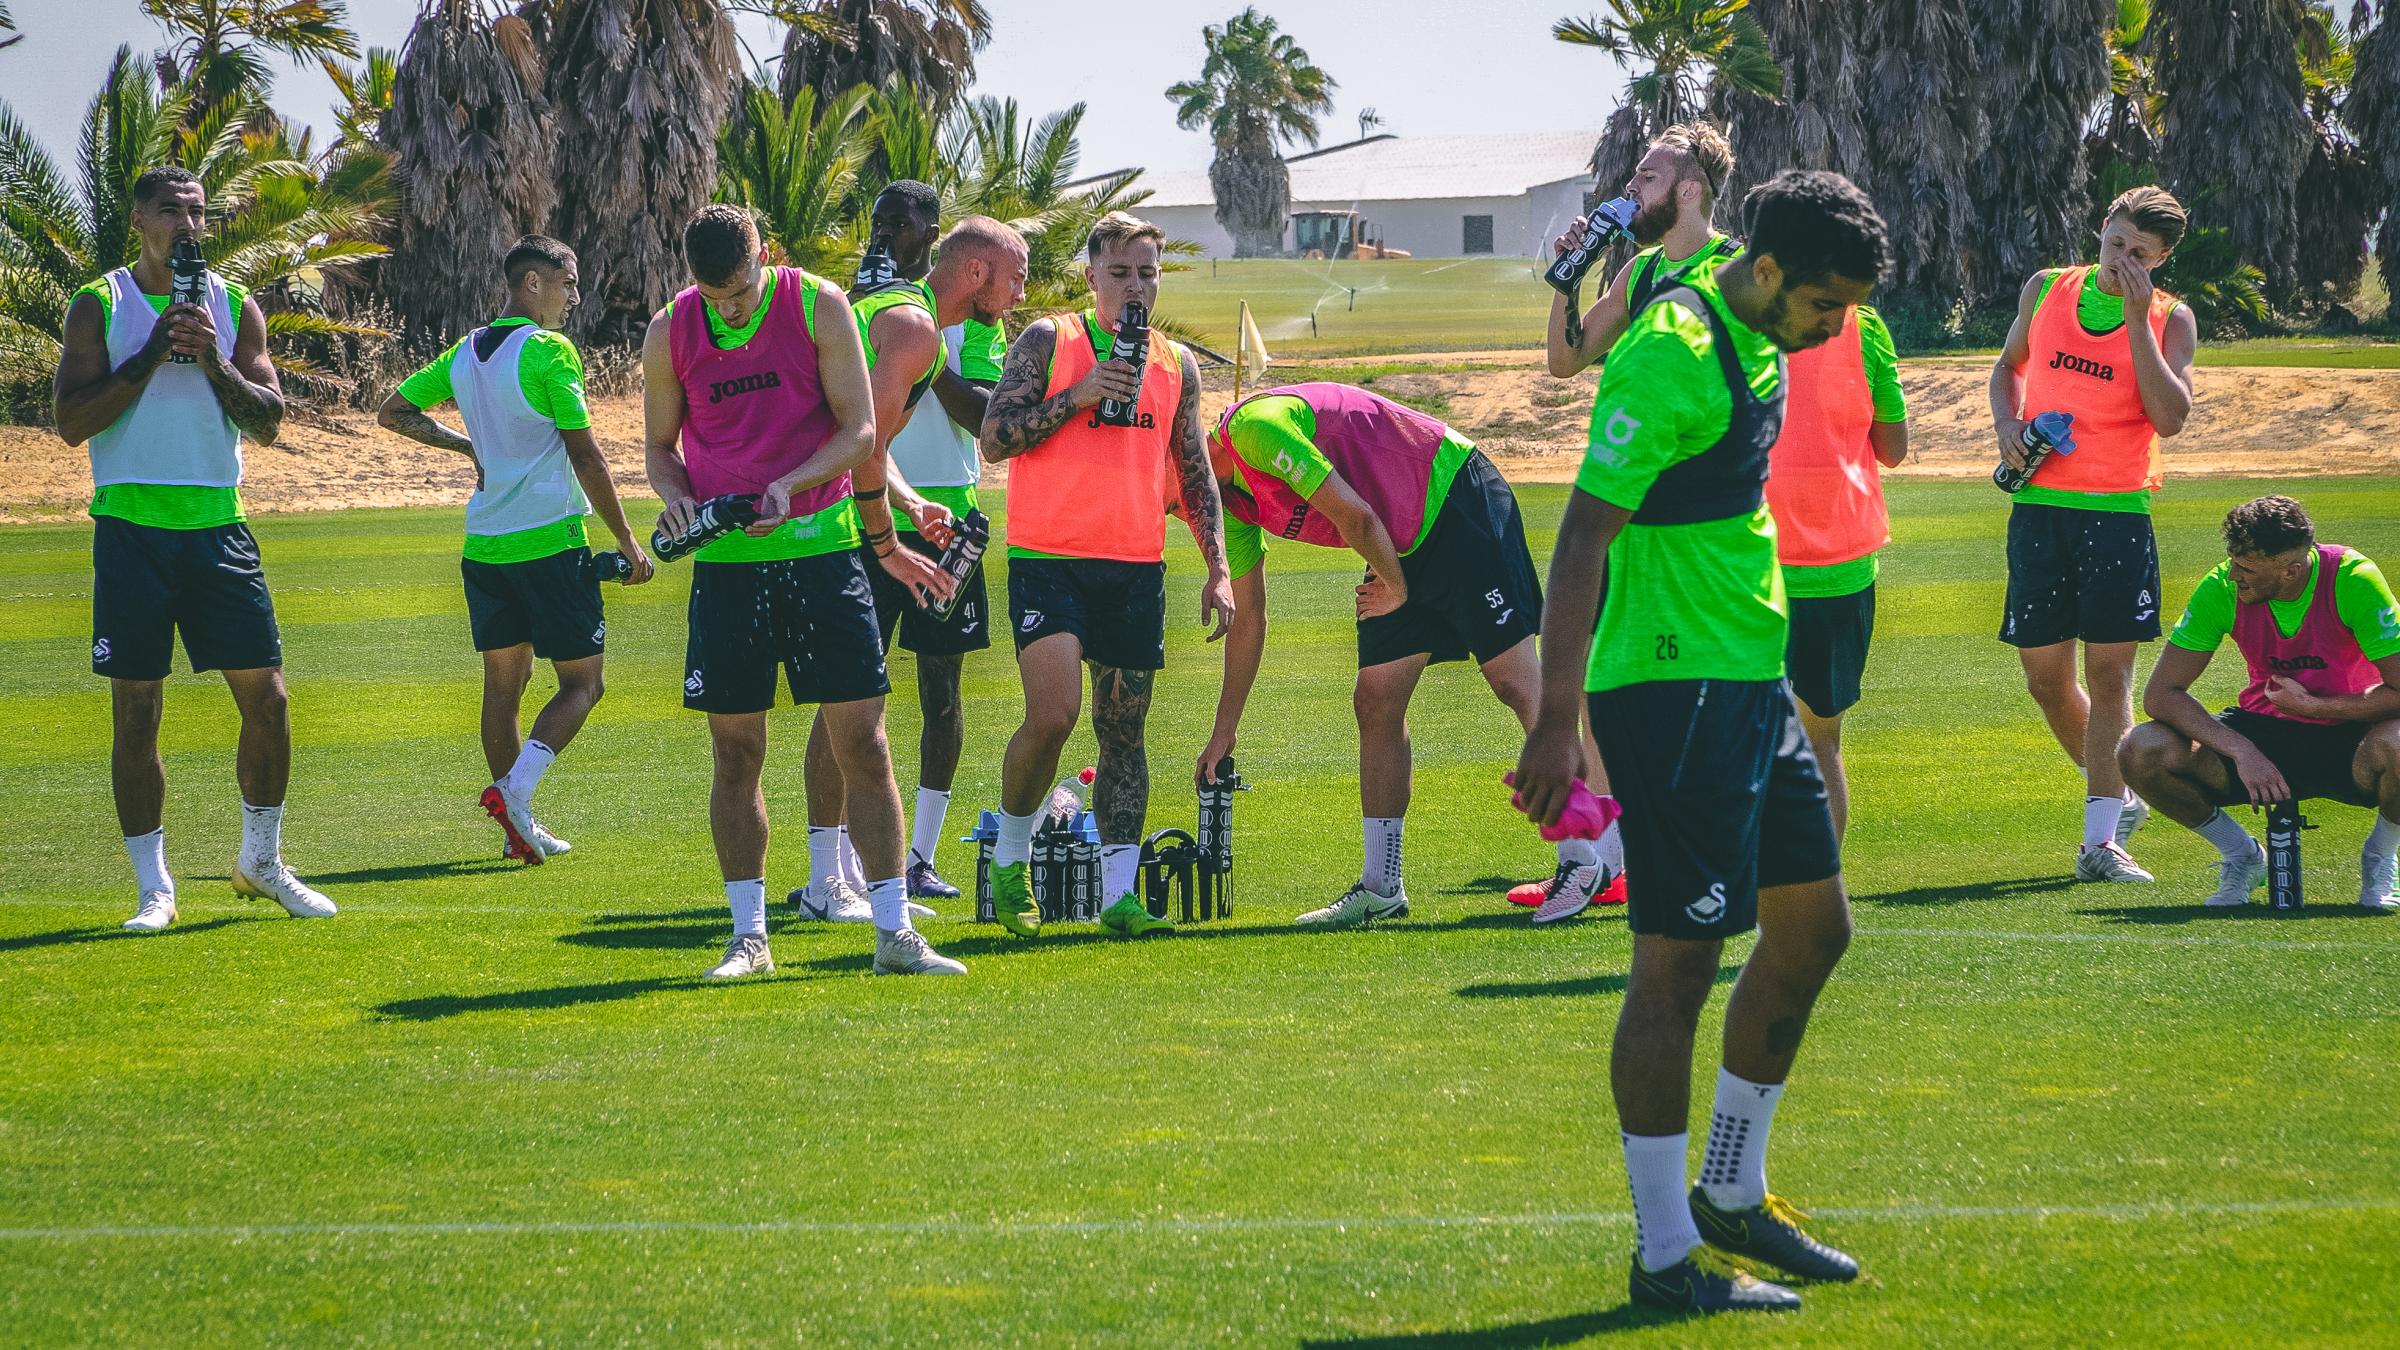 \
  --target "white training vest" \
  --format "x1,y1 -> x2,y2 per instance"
450,325 -> 588,537
88,268 -> 242,488
885,321 -> 980,489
